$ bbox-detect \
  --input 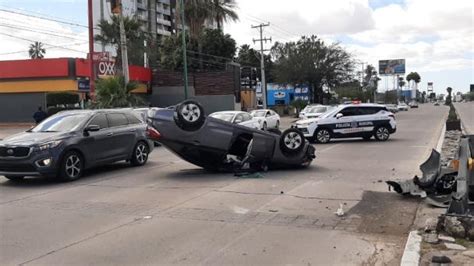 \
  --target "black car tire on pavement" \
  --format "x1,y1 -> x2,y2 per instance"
280,128 -> 305,154
131,141 -> 149,166
175,100 -> 205,131
314,128 -> 332,144
59,151 -> 84,181
374,126 -> 390,141
4,175 -> 24,181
